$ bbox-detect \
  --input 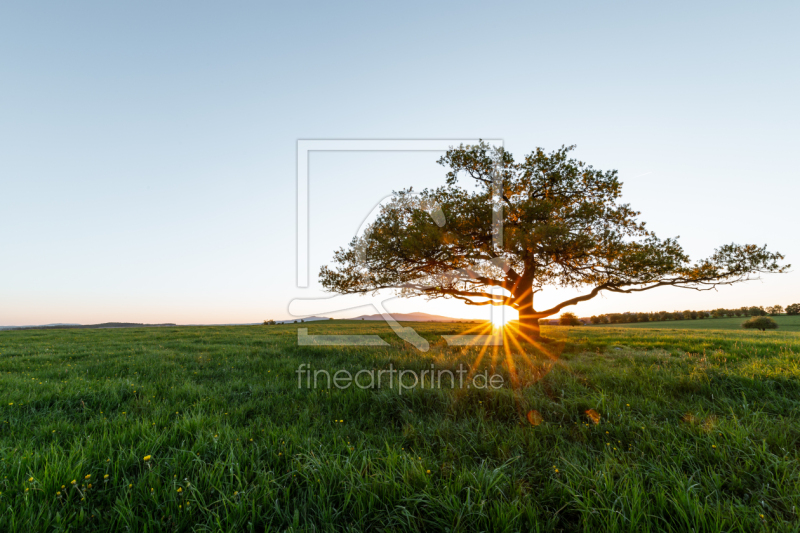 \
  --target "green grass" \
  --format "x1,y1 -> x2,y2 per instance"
1,322 -> 799,532
589,314 -> 800,331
